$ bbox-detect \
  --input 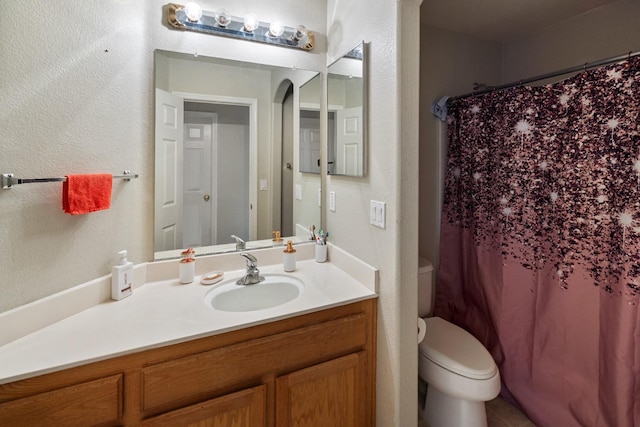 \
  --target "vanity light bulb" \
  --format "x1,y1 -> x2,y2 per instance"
268,21 -> 285,38
183,2 -> 202,22
243,14 -> 259,32
215,8 -> 230,27
292,25 -> 307,41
